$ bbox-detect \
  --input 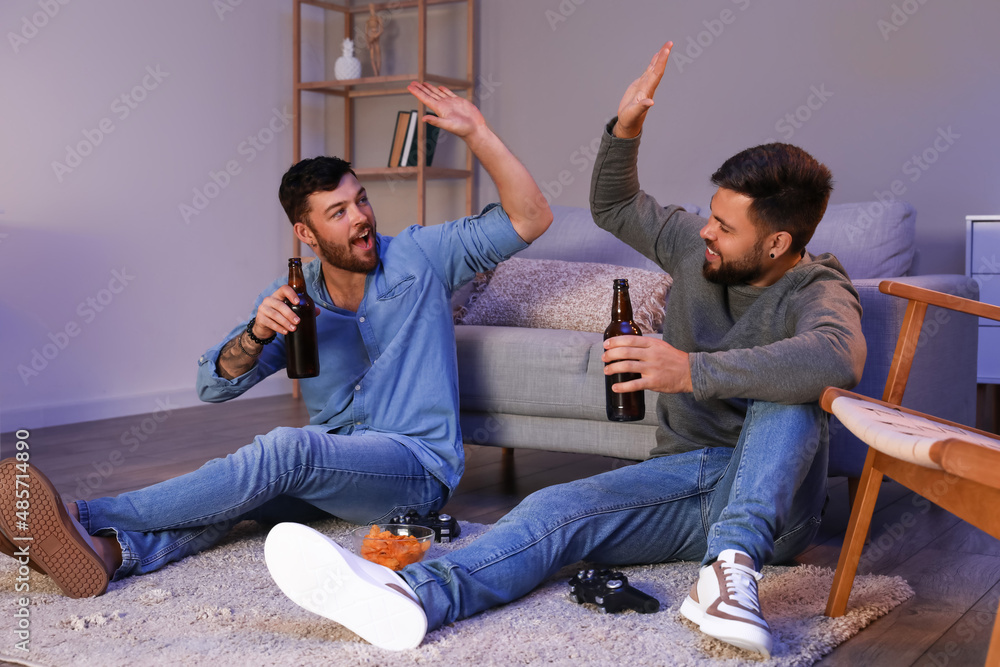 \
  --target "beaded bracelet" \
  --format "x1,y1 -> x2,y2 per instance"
245,317 -> 277,345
